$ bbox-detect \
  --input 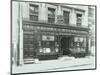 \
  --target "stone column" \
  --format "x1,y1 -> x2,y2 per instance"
57,5 -> 62,15
39,3 -> 47,22
18,2 -> 24,65
22,2 -> 30,20
56,5 -> 64,24
70,8 -> 76,26
12,1 -> 19,66
13,43 -> 18,65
